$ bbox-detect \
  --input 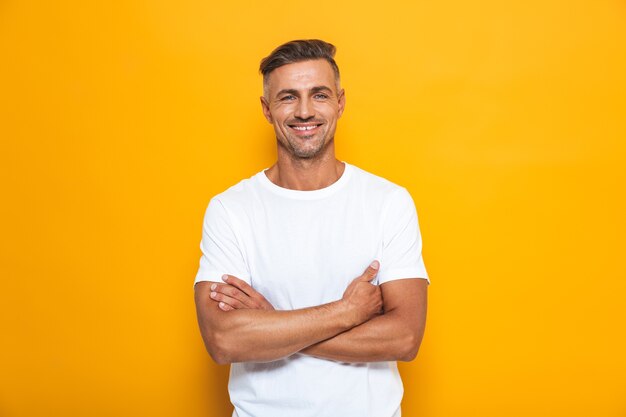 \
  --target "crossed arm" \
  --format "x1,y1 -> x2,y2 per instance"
194,262 -> 428,364
301,276 -> 428,363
